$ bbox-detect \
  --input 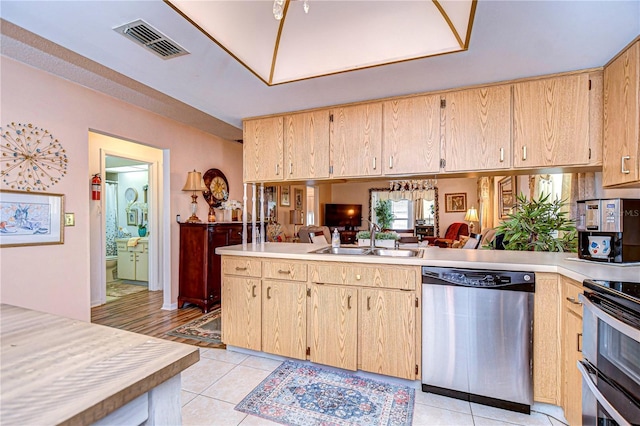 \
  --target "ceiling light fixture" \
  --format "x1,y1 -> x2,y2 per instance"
167,0 -> 477,85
